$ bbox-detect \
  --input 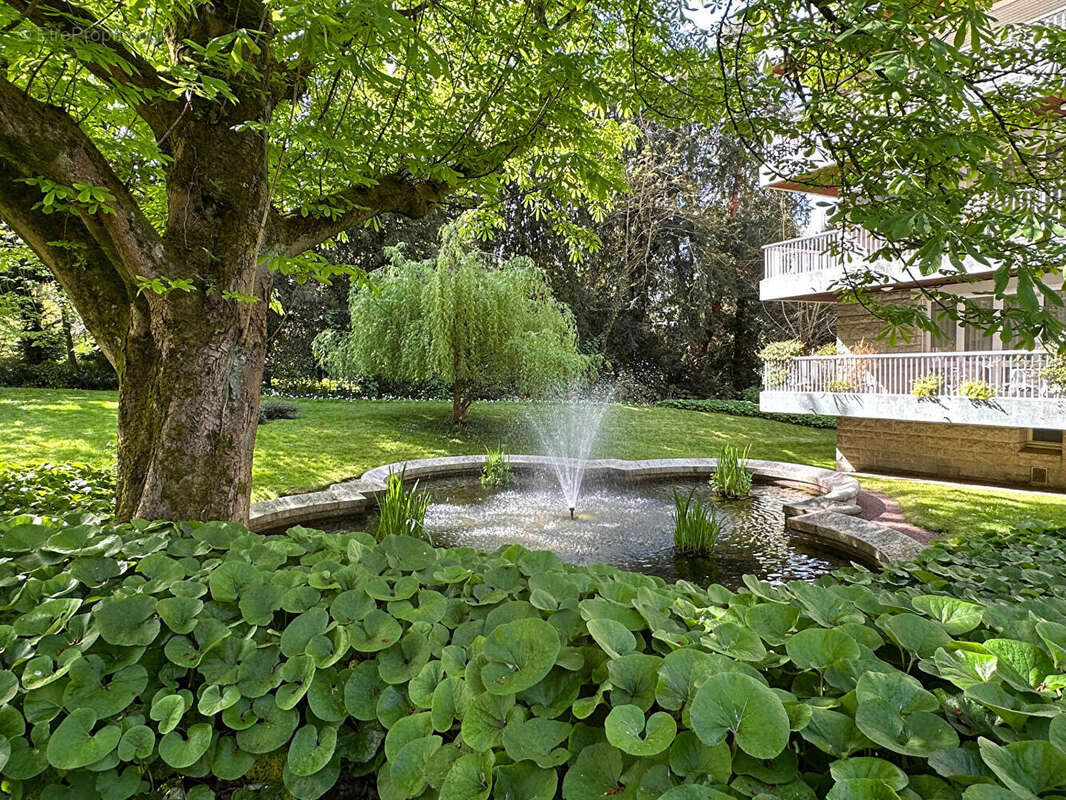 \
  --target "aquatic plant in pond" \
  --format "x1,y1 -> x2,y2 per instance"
672,486 -> 722,555
376,471 -> 431,541
480,448 -> 512,488
417,479 -> 842,586
712,444 -> 752,499
530,390 -> 612,516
